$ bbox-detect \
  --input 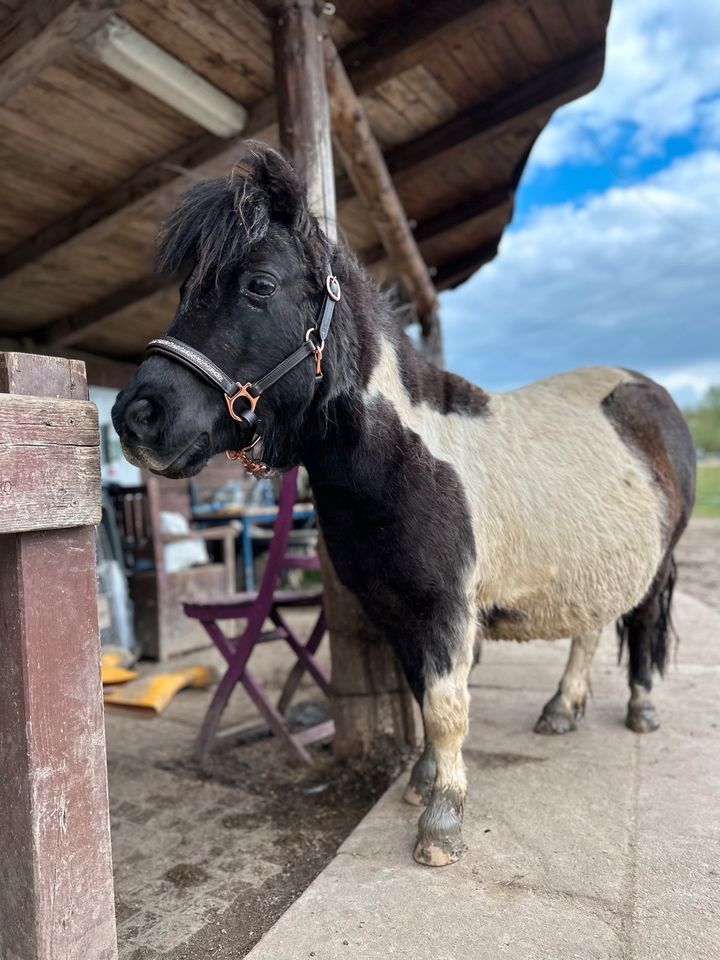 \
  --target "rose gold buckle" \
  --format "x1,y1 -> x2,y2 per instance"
326,275 -> 341,301
225,382 -> 258,421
